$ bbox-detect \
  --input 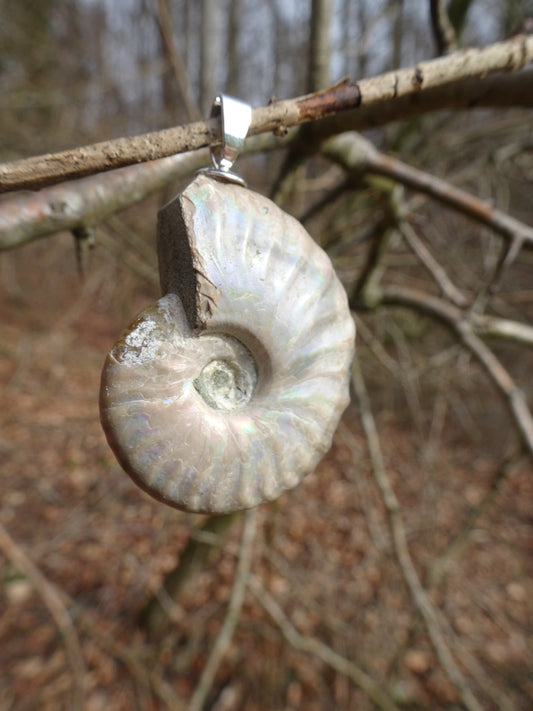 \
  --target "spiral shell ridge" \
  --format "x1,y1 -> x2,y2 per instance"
100,174 -> 355,513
